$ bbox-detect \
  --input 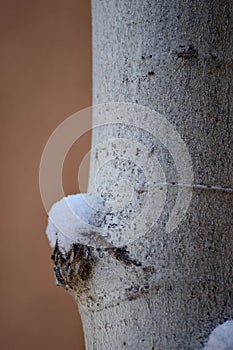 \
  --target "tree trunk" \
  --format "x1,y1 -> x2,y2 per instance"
49,1 -> 233,349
